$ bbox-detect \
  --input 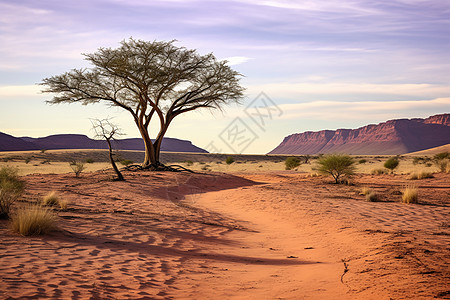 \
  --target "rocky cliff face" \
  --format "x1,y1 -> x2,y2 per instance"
269,114 -> 450,155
